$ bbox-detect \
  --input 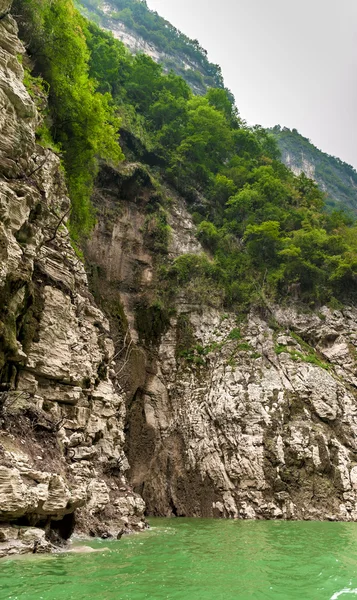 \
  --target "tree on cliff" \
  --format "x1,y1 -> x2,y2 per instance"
14,0 -> 123,239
